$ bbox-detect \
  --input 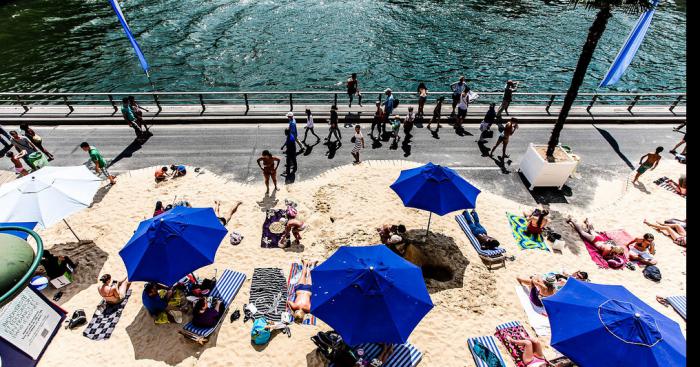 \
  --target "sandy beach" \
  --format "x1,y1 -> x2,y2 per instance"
20,158 -> 685,367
